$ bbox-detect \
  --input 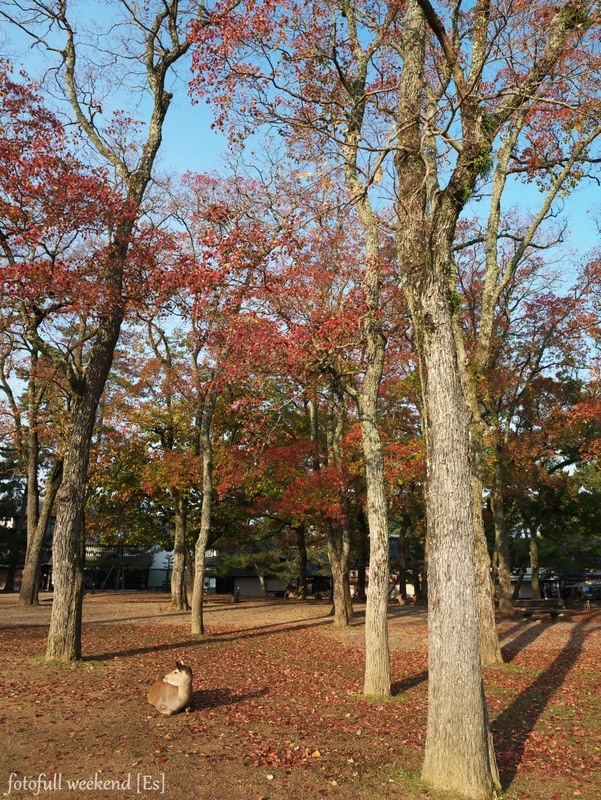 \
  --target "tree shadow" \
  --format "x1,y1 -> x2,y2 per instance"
192,686 -> 269,710
498,619 -> 530,641
88,637 -> 203,661
391,670 -> 428,695
86,612 -> 190,625
87,617 -> 333,660
501,619 -> 556,663
207,617 -> 333,643
492,616 -> 594,789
